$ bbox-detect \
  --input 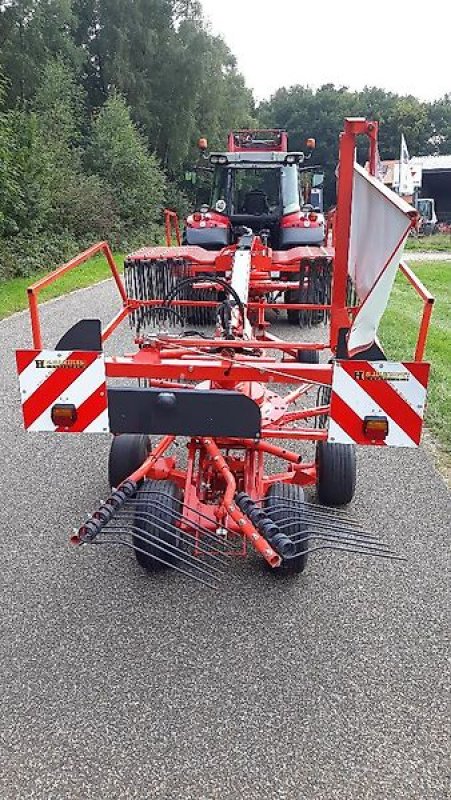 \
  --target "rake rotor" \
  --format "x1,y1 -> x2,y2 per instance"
71,479 -> 402,591
124,256 -> 219,331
